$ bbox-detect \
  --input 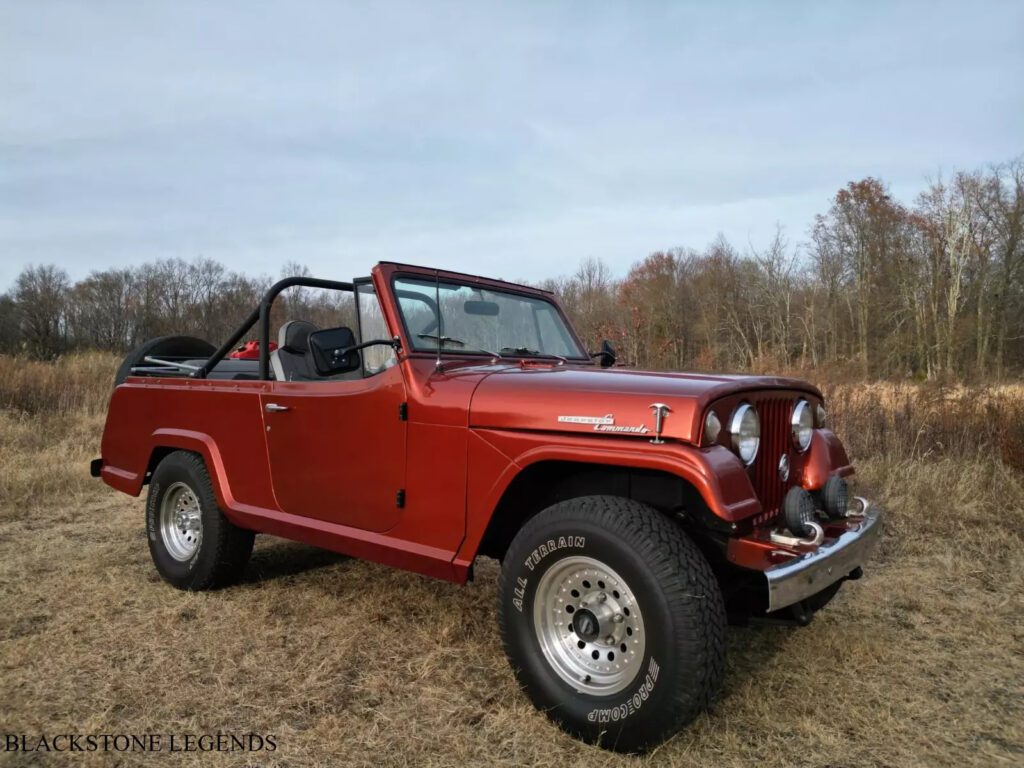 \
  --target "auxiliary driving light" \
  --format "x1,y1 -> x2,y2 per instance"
783,486 -> 817,538
822,475 -> 849,519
